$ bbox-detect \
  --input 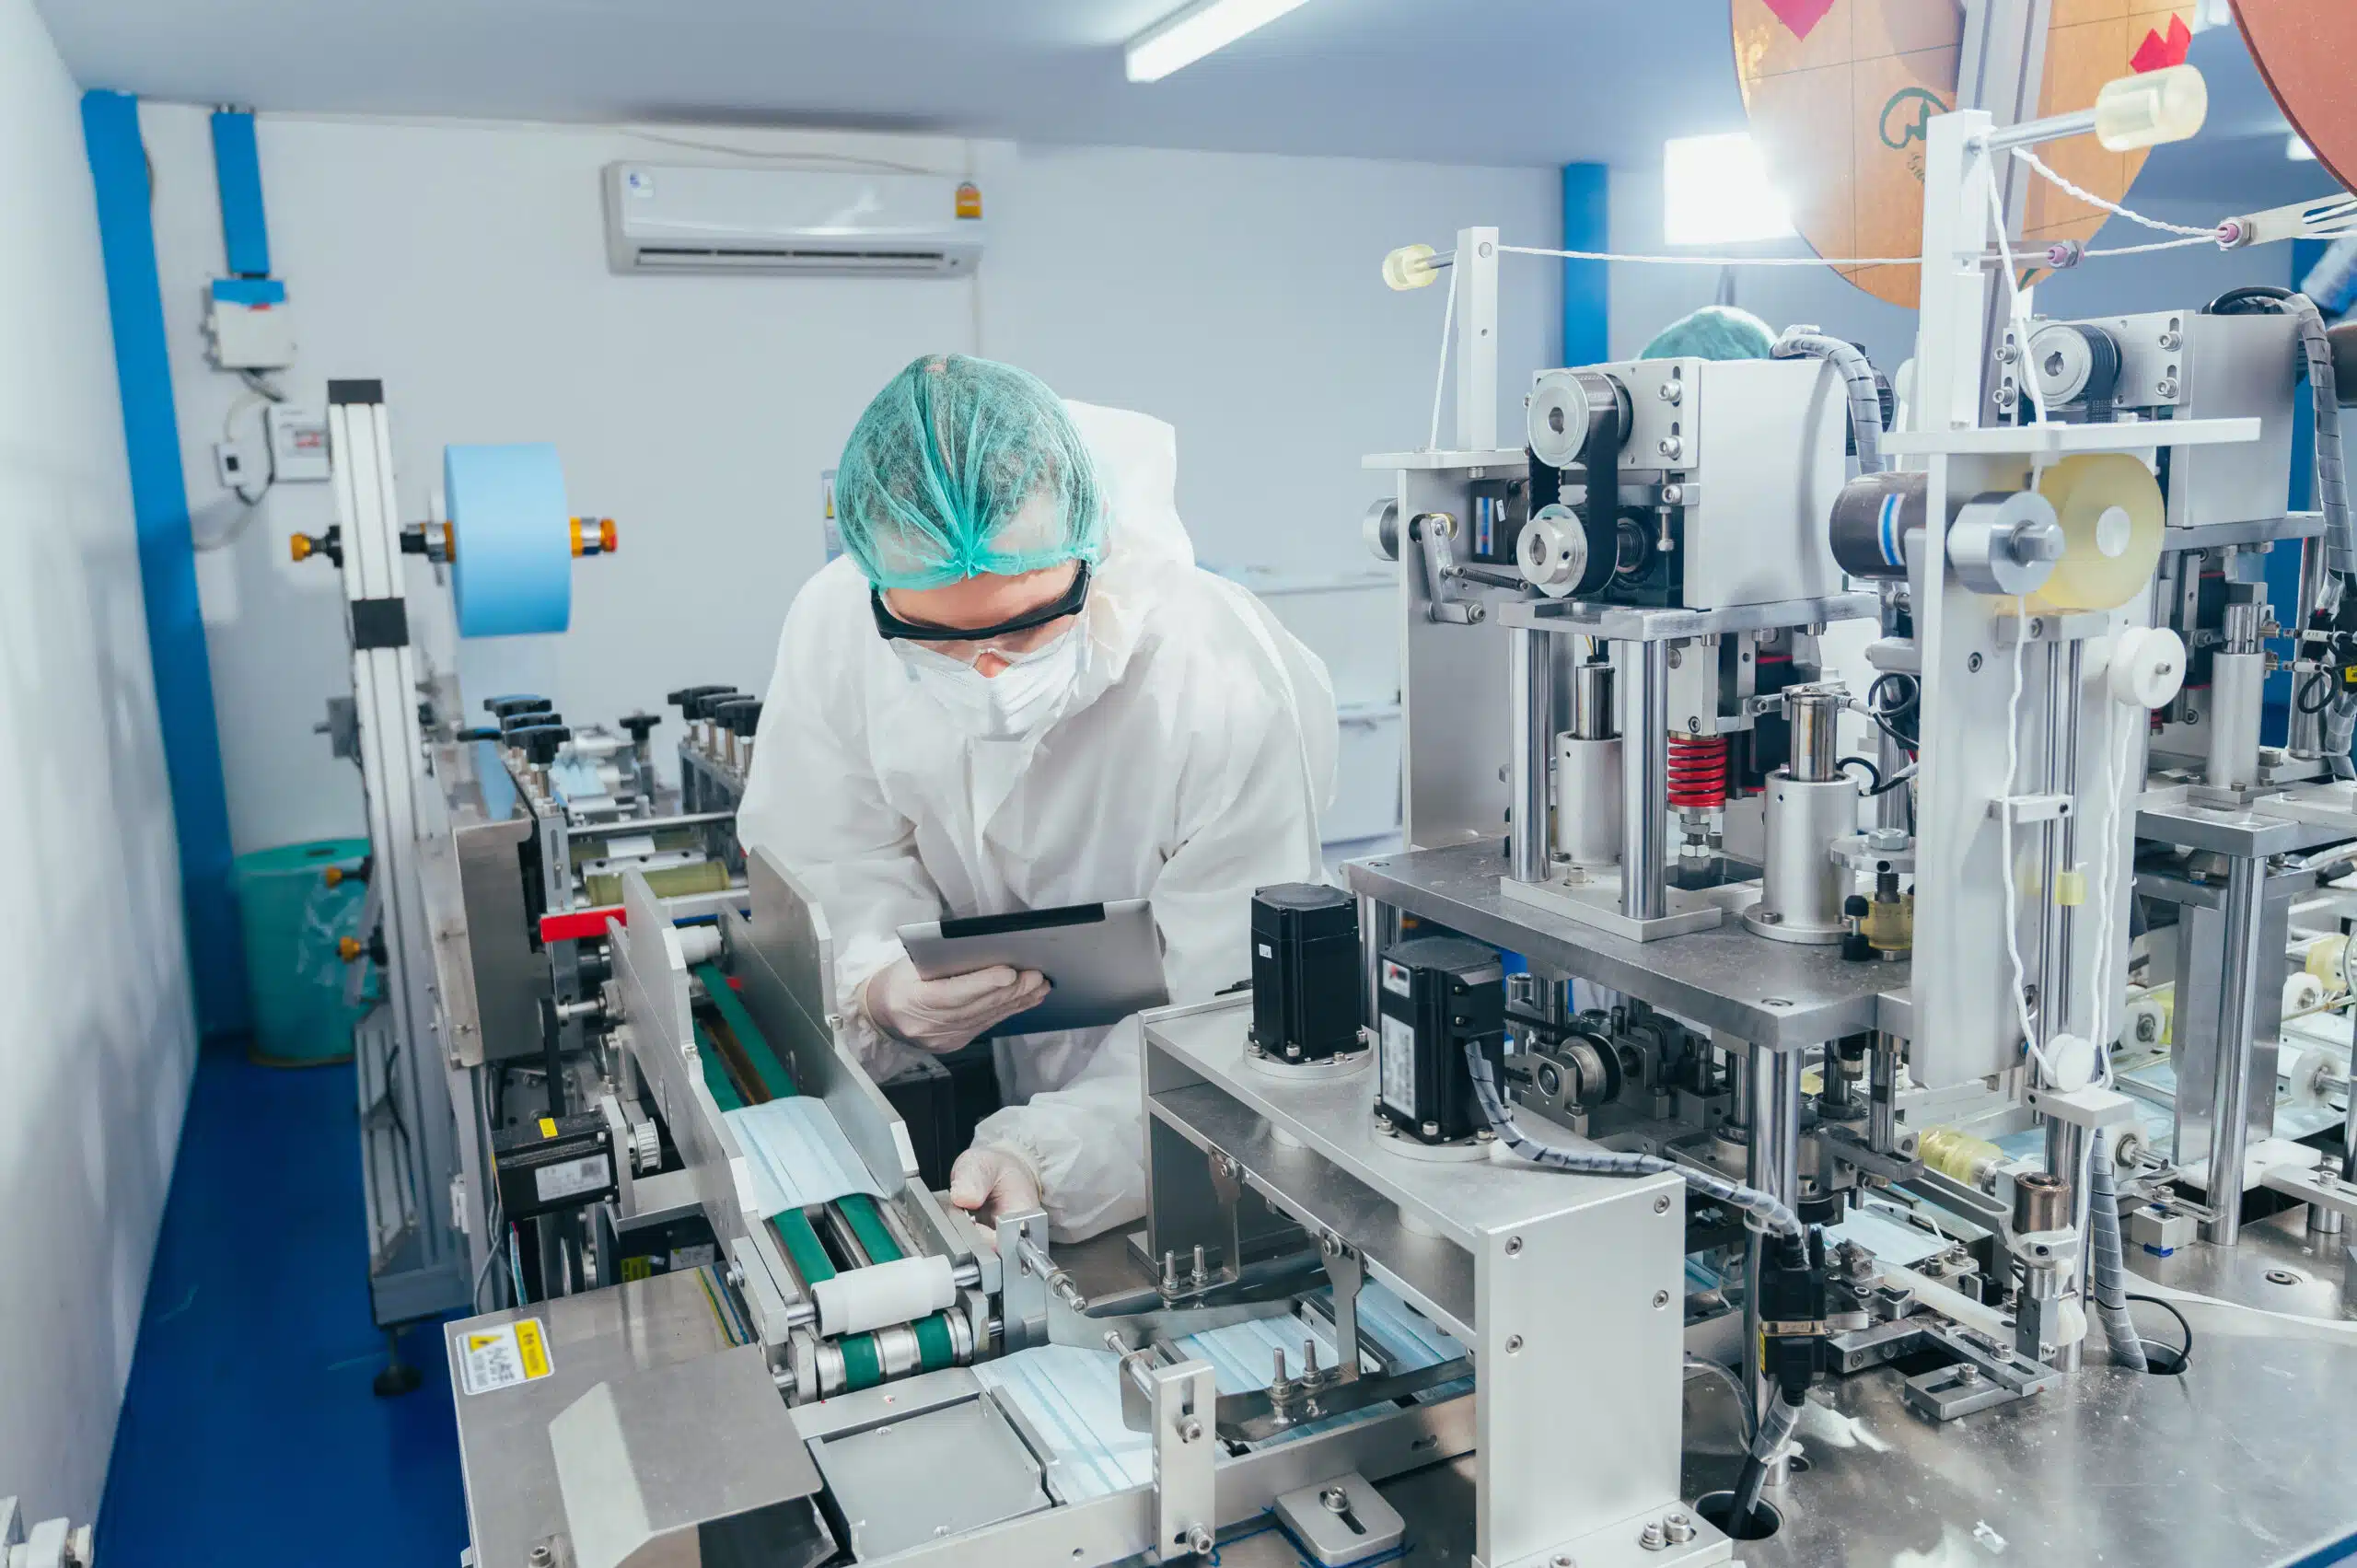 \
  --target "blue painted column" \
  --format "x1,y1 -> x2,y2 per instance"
82,90 -> 249,1040
1562,164 -> 1609,367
